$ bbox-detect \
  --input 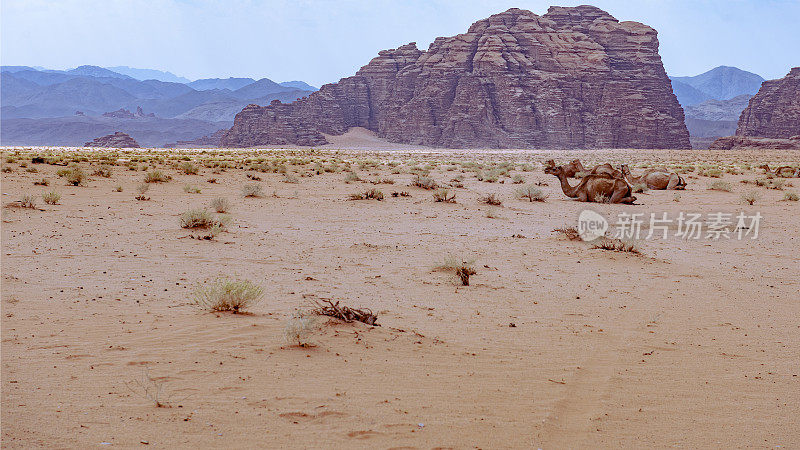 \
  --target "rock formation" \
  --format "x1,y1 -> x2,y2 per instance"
164,129 -> 226,148
222,6 -> 690,149
708,135 -> 800,150
84,131 -> 140,148
736,67 -> 800,138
